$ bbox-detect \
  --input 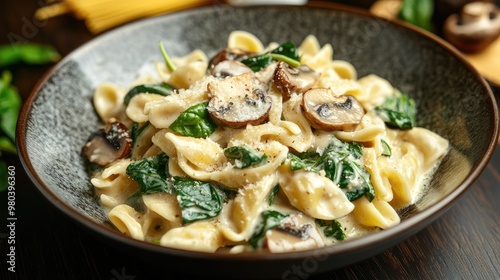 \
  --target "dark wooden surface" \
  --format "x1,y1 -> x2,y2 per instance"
1,1 -> 499,279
